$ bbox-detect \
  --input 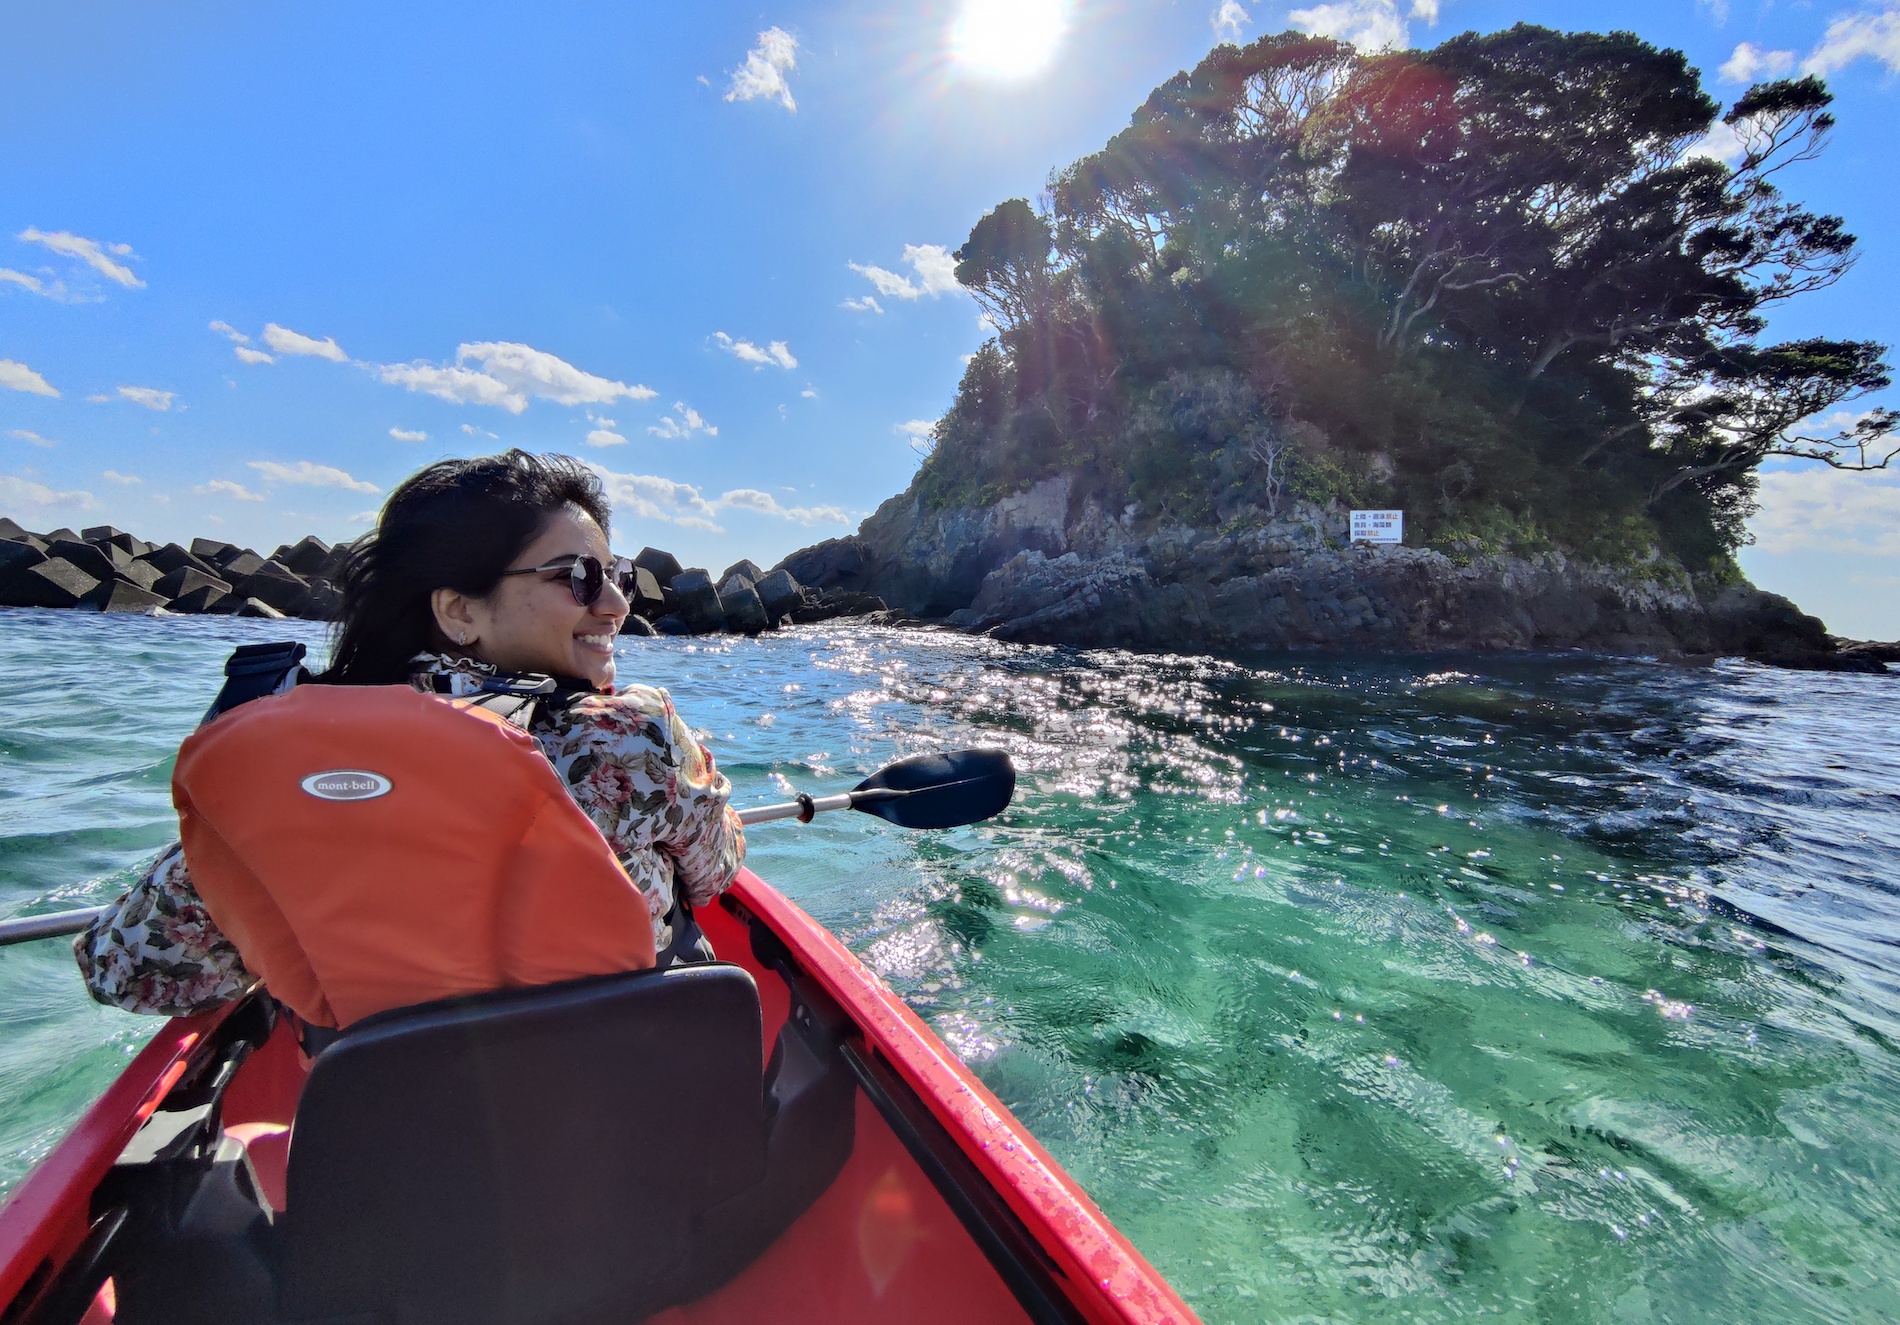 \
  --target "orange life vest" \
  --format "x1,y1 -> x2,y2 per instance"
171,683 -> 657,1029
